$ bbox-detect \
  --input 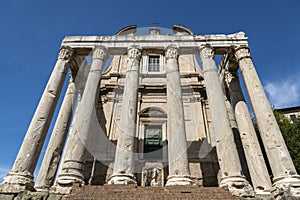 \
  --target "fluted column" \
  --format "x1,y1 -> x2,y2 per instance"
55,46 -> 108,193
235,46 -> 300,193
108,47 -> 141,185
0,46 -> 73,192
225,70 -> 272,194
164,46 -> 193,186
199,45 -> 253,197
